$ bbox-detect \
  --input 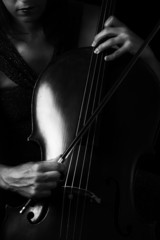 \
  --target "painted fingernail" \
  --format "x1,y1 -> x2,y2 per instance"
91,41 -> 96,47
94,48 -> 100,54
